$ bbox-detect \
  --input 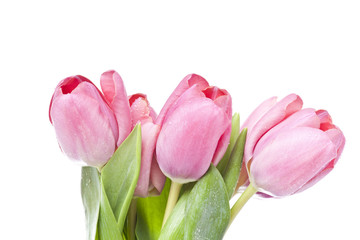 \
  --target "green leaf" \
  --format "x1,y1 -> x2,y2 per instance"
136,179 -> 171,240
101,124 -> 142,232
98,182 -> 123,240
158,190 -> 191,240
217,113 -> 240,175
184,165 -> 230,240
223,128 -> 247,199
81,166 -> 101,240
